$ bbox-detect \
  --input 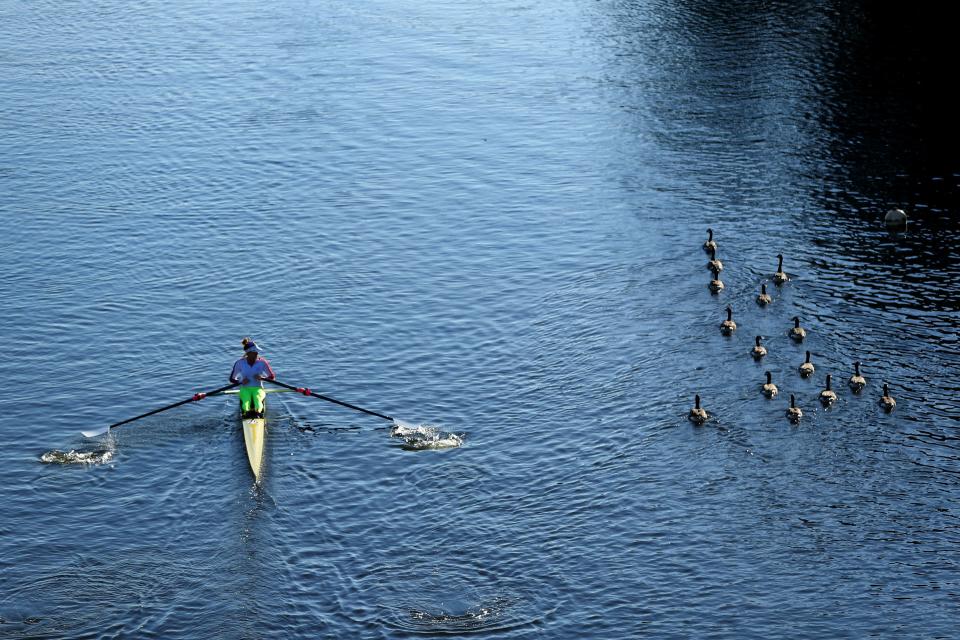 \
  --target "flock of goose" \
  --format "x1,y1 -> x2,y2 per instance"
689,228 -> 897,425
